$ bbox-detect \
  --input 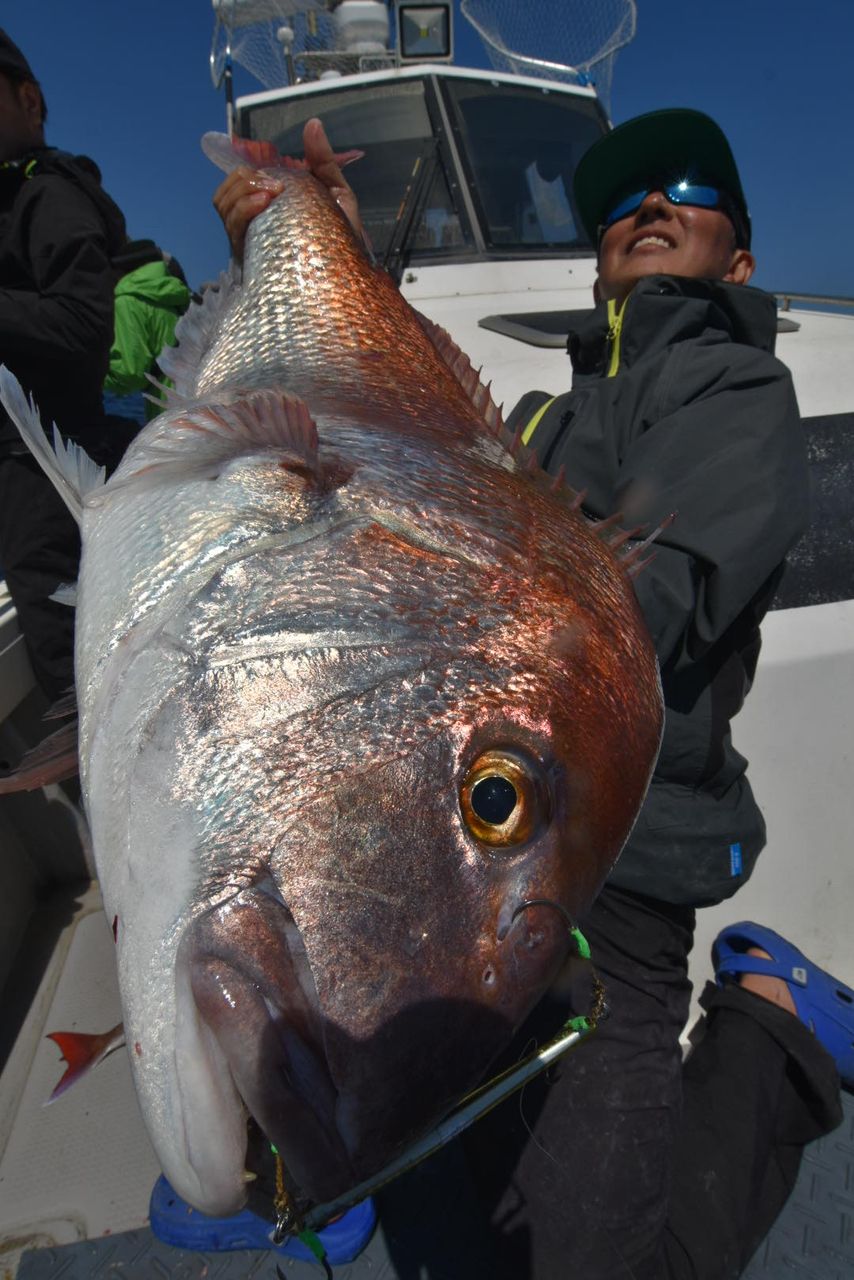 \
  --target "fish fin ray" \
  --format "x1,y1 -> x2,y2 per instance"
49,582 -> 77,608
45,1024 -> 125,1103
203,132 -> 285,173
199,391 -> 320,461
43,689 -> 78,720
0,368 -> 105,522
408,319 -> 593,518
144,372 -> 189,414
414,312 -> 507,436
201,131 -> 364,176
158,267 -> 238,400
620,513 -> 677,574
105,390 -> 320,494
0,716 -> 79,793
